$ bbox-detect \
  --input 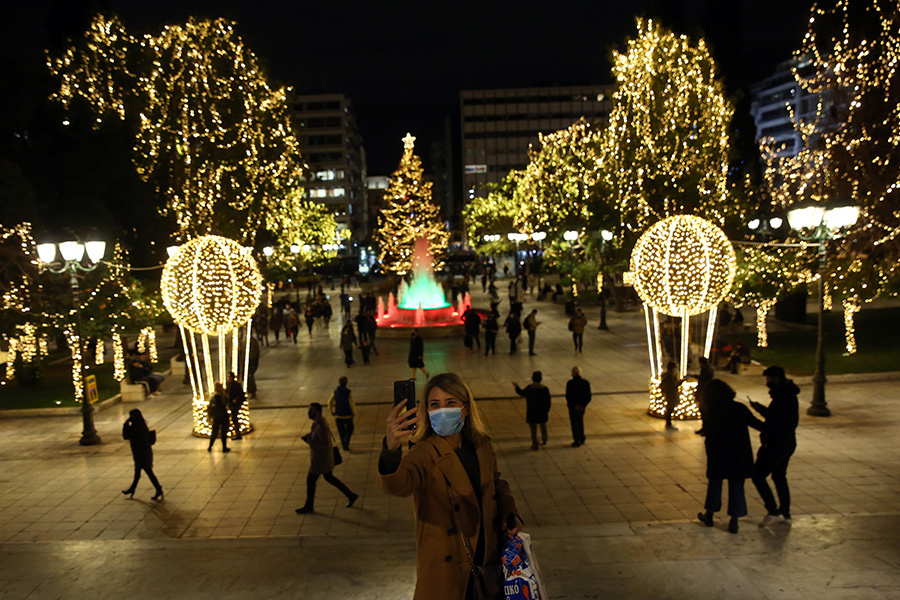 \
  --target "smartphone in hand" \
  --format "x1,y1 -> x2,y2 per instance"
393,379 -> 417,429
